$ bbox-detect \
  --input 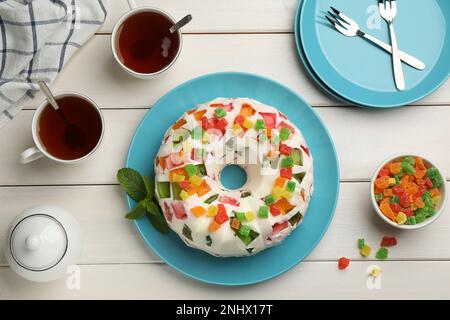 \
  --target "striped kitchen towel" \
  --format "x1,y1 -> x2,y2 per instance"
0,0 -> 108,129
